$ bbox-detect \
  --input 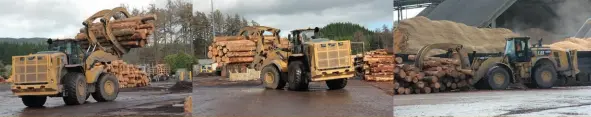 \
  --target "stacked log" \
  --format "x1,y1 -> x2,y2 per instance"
97,60 -> 151,88
394,54 -> 474,95
362,49 -> 395,81
156,64 -> 170,76
207,36 -> 289,64
75,15 -> 156,50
